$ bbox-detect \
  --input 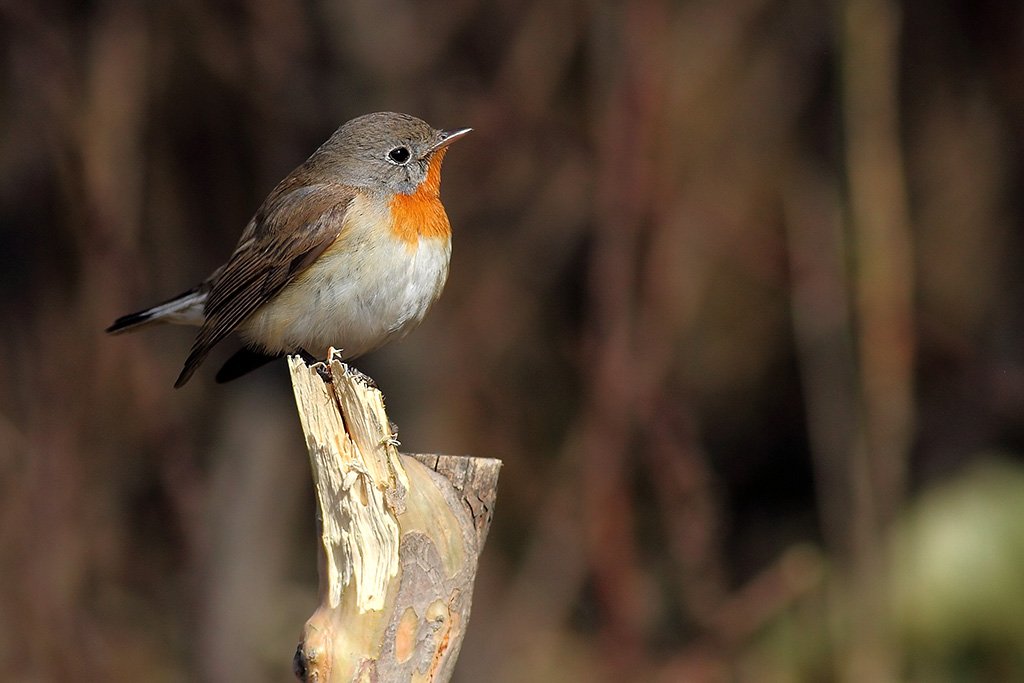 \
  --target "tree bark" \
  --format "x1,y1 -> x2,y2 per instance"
288,352 -> 500,683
